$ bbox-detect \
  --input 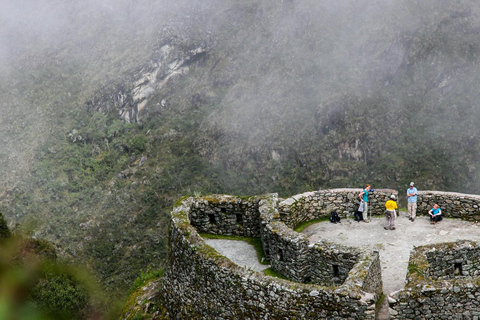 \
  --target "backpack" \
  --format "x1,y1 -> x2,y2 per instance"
354,210 -> 363,221
329,211 -> 341,224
